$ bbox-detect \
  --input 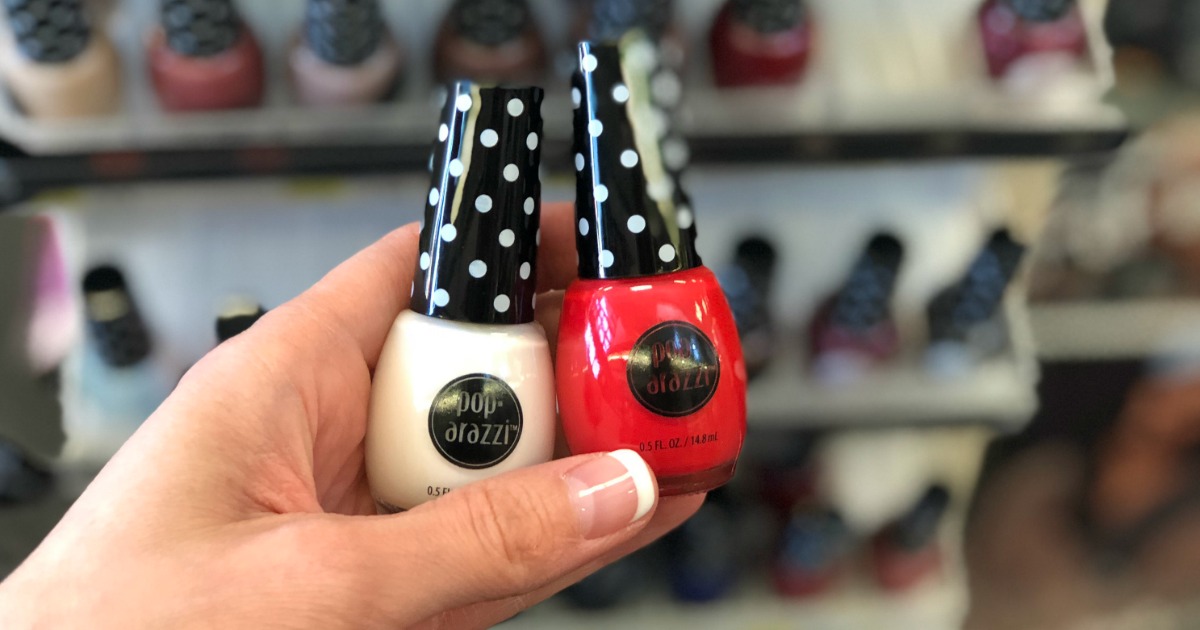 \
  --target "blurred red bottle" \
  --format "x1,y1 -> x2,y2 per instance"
557,41 -> 747,497
808,234 -> 904,385
978,0 -> 1088,78
870,484 -> 950,592
148,0 -> 265,112
710,0 -> 814,87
